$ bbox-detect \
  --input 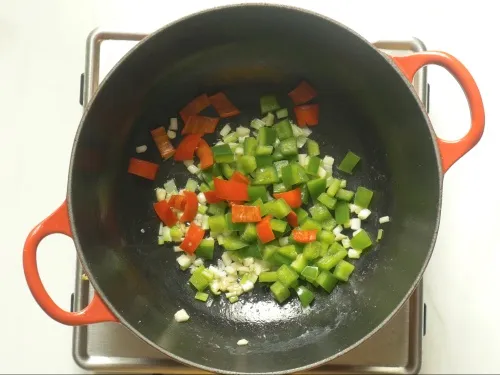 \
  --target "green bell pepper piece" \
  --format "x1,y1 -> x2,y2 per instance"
317,230 -> 335,244
248,185 -> 268,202
279,138 -> 298,157
222,163 -> 234,179
316,271 -> 338,293
354,186 -> 374,208
253,166 -> 279,185
350,229 -> 373,251
301,265 -> 320,283
329,242 -> 346,254
326,178 -> 341,197
274,160 -> 289,178
303,241 -> 322,261
278,244 -> 298,260
244,136 -> 258,156
316,249 -> 347,271
199,183 -> 210,193
266,198 -> 292,219
255,155 -> 274,168
207,202 -> 227,216
260,95 -> 280,114
282,163 -> 309,188
208,215 -> 227,233
271,219 -> 288,233
306,139 -> 320,156
189,268 -> 210,292
309,203 -> 332,222
333,260 -> 355,282
275,118 -> 294,140
321,218 -> 336,231
225,213 -> 246,231
277,264 -> 299,287
338,151 -> 361,174
276,108 -> 288,119
306,155 -> 321,175
300,218 -> 322,231
295,207 -> 309,225
195,291 -> 209,302
222,234 -> 249,251
273,183 -> 287,194
317,193 -> 337,209
195,238 -> 215,260
270,281 -> 290,303
334,201 -> 350,225
296,286 -> 315,307
256,145 -> 274,156
273,252 -> 293,265
238,155 -> 257,174
259,271 -> 278,283
212,144 -> 234,163
290,253 -> 307,274
241,223 -> 258,243
306,178 -> 326,200
262,244 -> 279,262
336,189 -> 354,202
300,184 -> 310,205
257,127 -> 277,146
